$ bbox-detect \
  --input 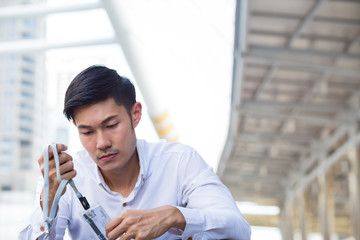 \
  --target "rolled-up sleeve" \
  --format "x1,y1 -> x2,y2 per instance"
177,149 -> 251,240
